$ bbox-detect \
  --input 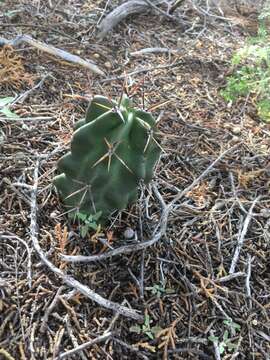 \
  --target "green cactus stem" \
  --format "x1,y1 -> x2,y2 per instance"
54,94 -> 161,222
